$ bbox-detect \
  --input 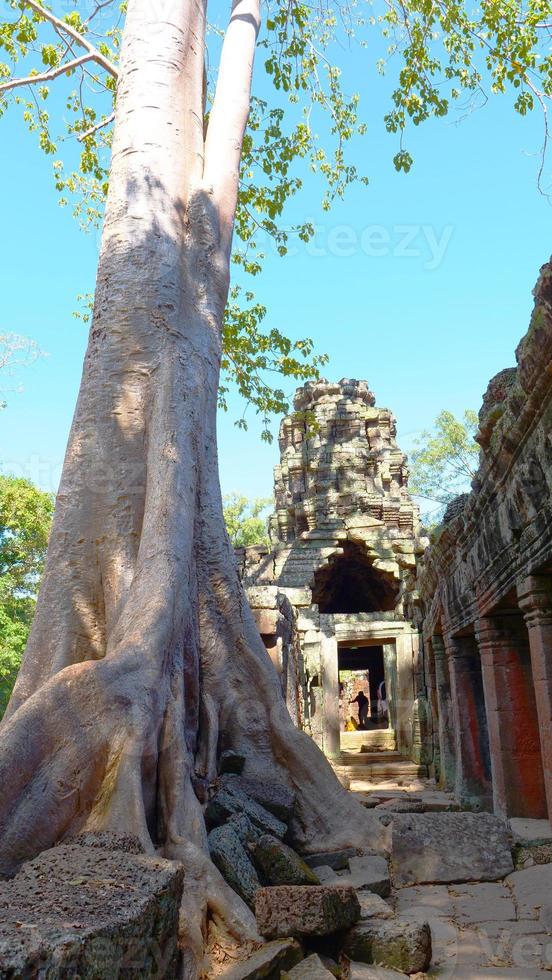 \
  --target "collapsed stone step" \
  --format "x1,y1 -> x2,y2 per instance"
357,892 -> 394,920
251,835 -> 321,886
206,786 -> 287,840
208,824 -> 261,909
220,774 -> 296,823
304,848 -> 358,871
315,855 -> 390,898
341,918 -> 432,975
0,842 -> 183,978
255,884 -> 360,940
390,812 -> 514,887
284,952 -> 335,978
222,938 -> 304,979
